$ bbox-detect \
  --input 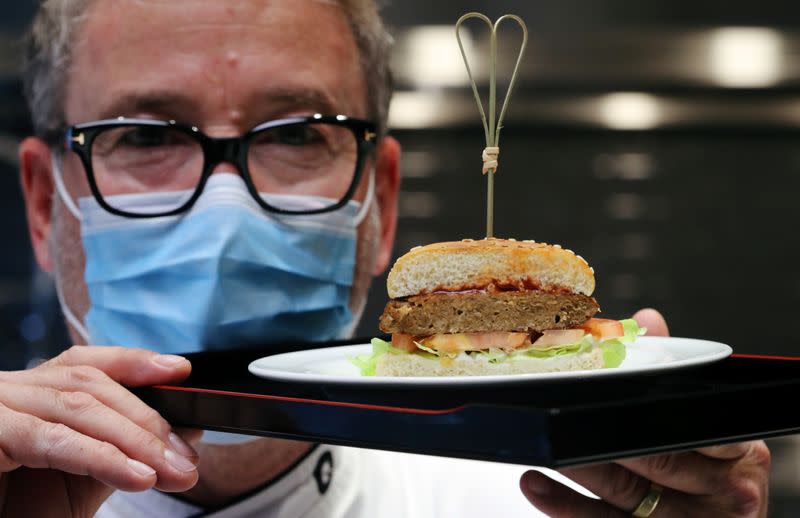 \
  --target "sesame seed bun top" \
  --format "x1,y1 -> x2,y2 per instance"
386,238 -> 595,299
